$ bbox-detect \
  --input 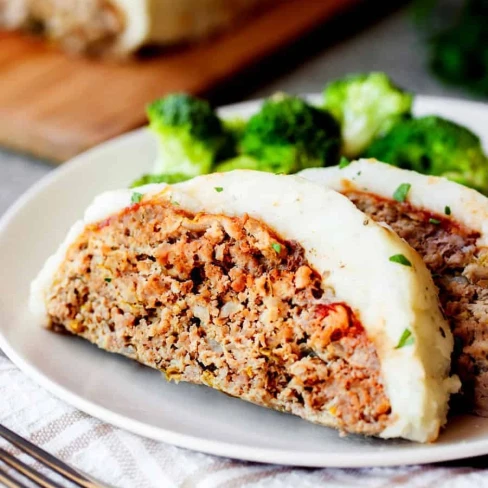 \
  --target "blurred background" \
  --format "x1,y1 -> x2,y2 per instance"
249,0 -> 488,102
0,0 -> 486,214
